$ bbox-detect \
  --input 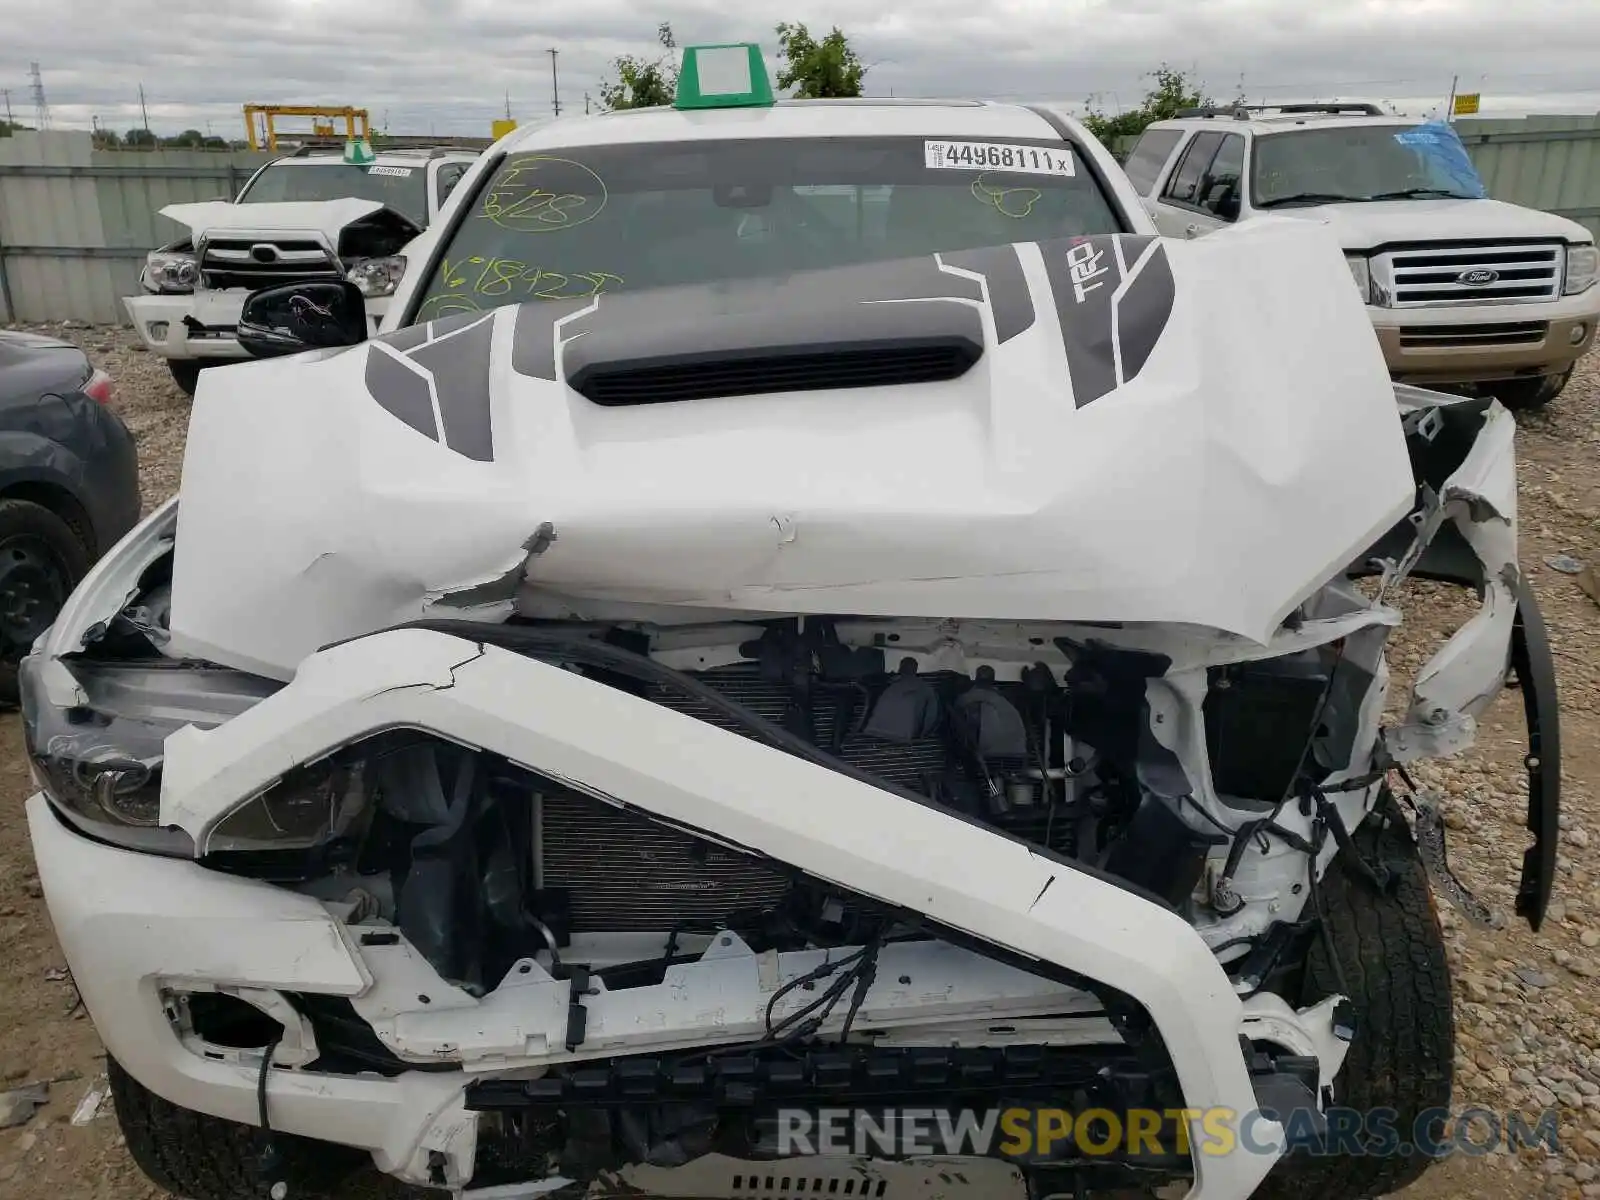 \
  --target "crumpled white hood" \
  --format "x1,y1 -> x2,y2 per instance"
158,198 -> 391,241
167,219 -> 1416,680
